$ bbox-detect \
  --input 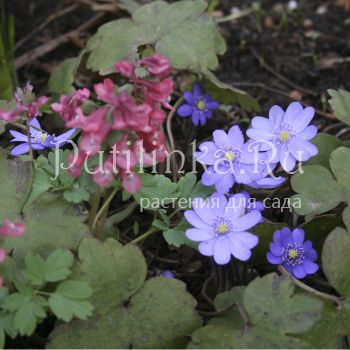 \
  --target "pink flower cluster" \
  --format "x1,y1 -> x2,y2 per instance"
0,219 -> 26,287
0,83 -> 48,122
52,53 -> 173,193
